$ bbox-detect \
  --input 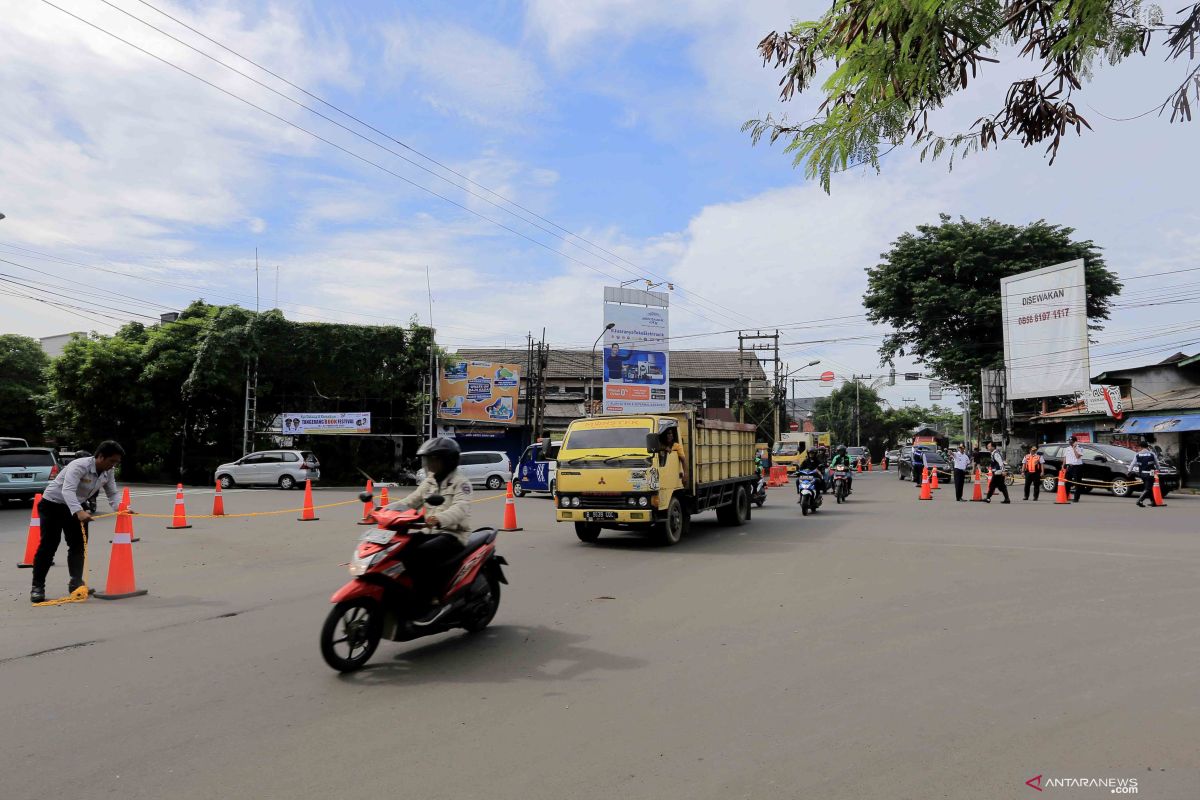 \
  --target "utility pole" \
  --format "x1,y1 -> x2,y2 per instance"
738,330 -> 780,441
